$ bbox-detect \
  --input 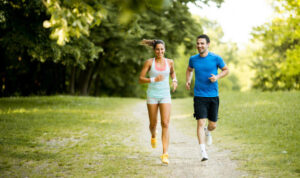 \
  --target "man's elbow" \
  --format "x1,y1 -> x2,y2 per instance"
225,68 -> 230,76
186,68 -> 192,73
